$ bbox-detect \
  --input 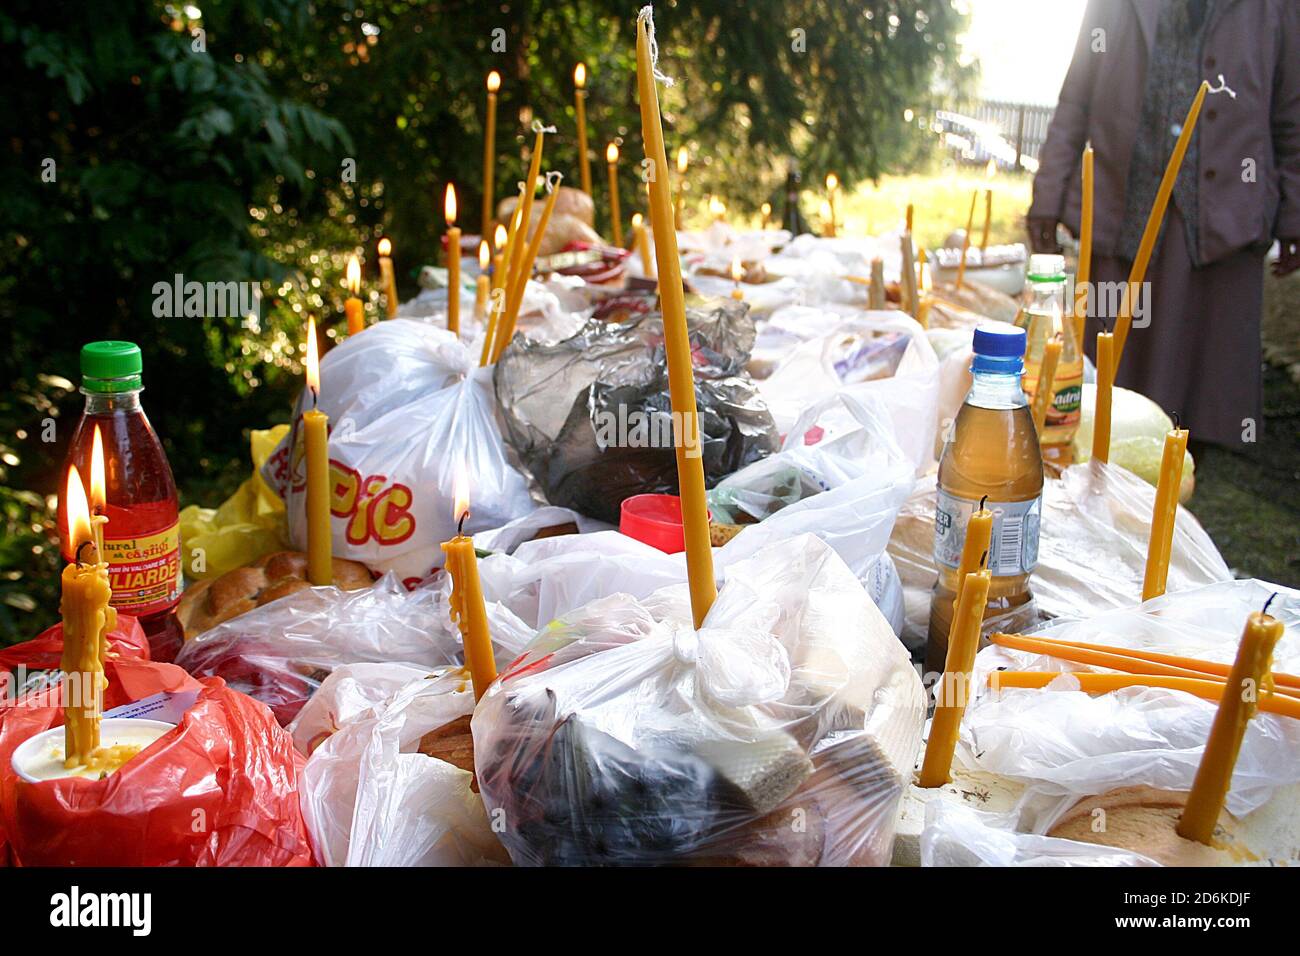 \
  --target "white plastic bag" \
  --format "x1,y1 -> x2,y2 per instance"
294,663 -> 510,866
261,319 -> 537,582
472,534 -> 925,865
174,572 -> 533,725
